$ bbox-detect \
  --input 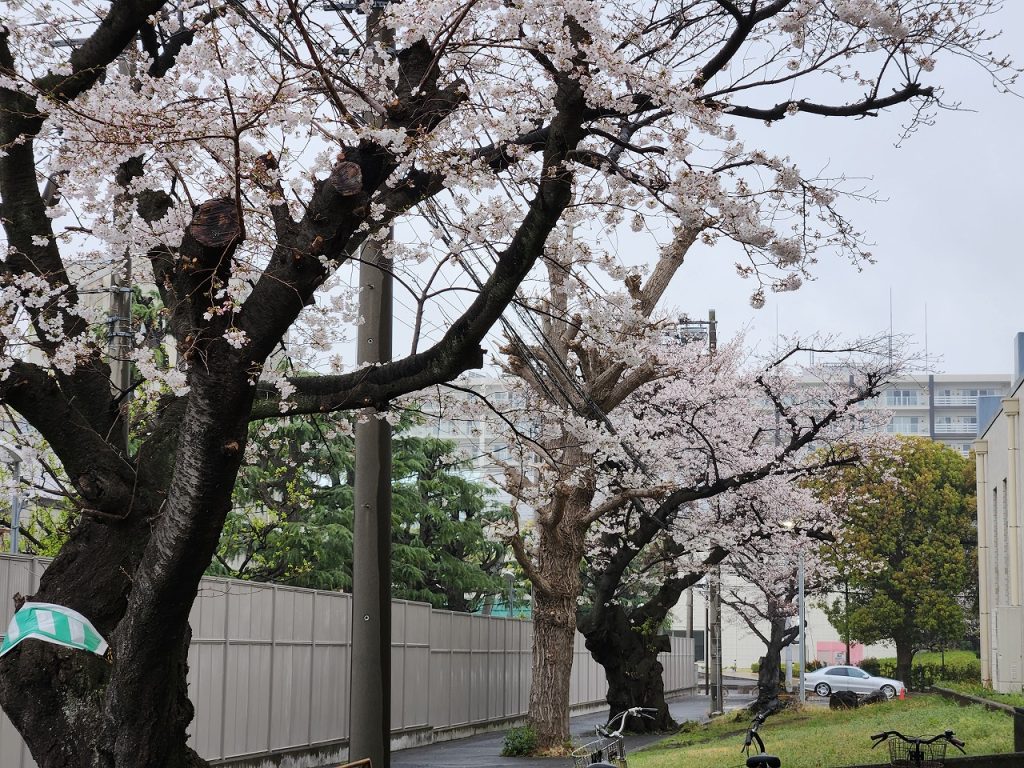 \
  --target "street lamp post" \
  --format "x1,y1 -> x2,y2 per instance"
798,551 -> 806,703
782,519 -> 806,703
